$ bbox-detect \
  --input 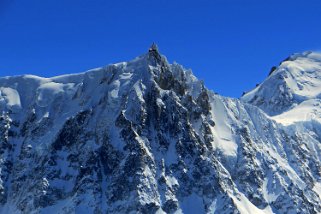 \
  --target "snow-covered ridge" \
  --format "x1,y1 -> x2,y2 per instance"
0,51 -> 204,113
0,46 -> 320,213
